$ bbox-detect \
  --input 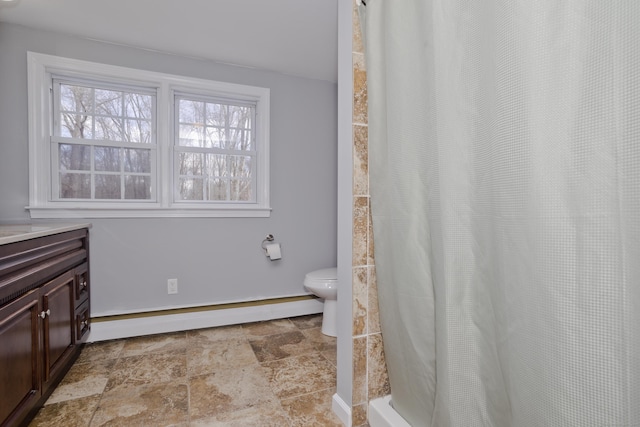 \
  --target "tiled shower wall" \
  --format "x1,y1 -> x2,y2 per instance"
351,2 -> 391,426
